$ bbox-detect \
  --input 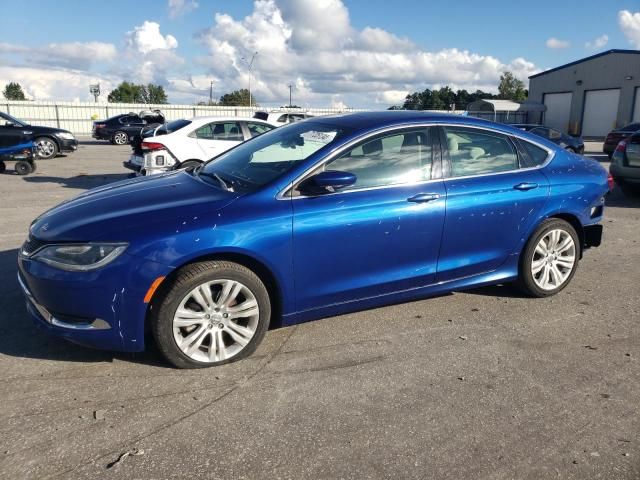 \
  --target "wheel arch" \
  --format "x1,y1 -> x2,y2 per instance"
34,134 -> 60,149
146,251 -> 284,331
548,213 -> 584,257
